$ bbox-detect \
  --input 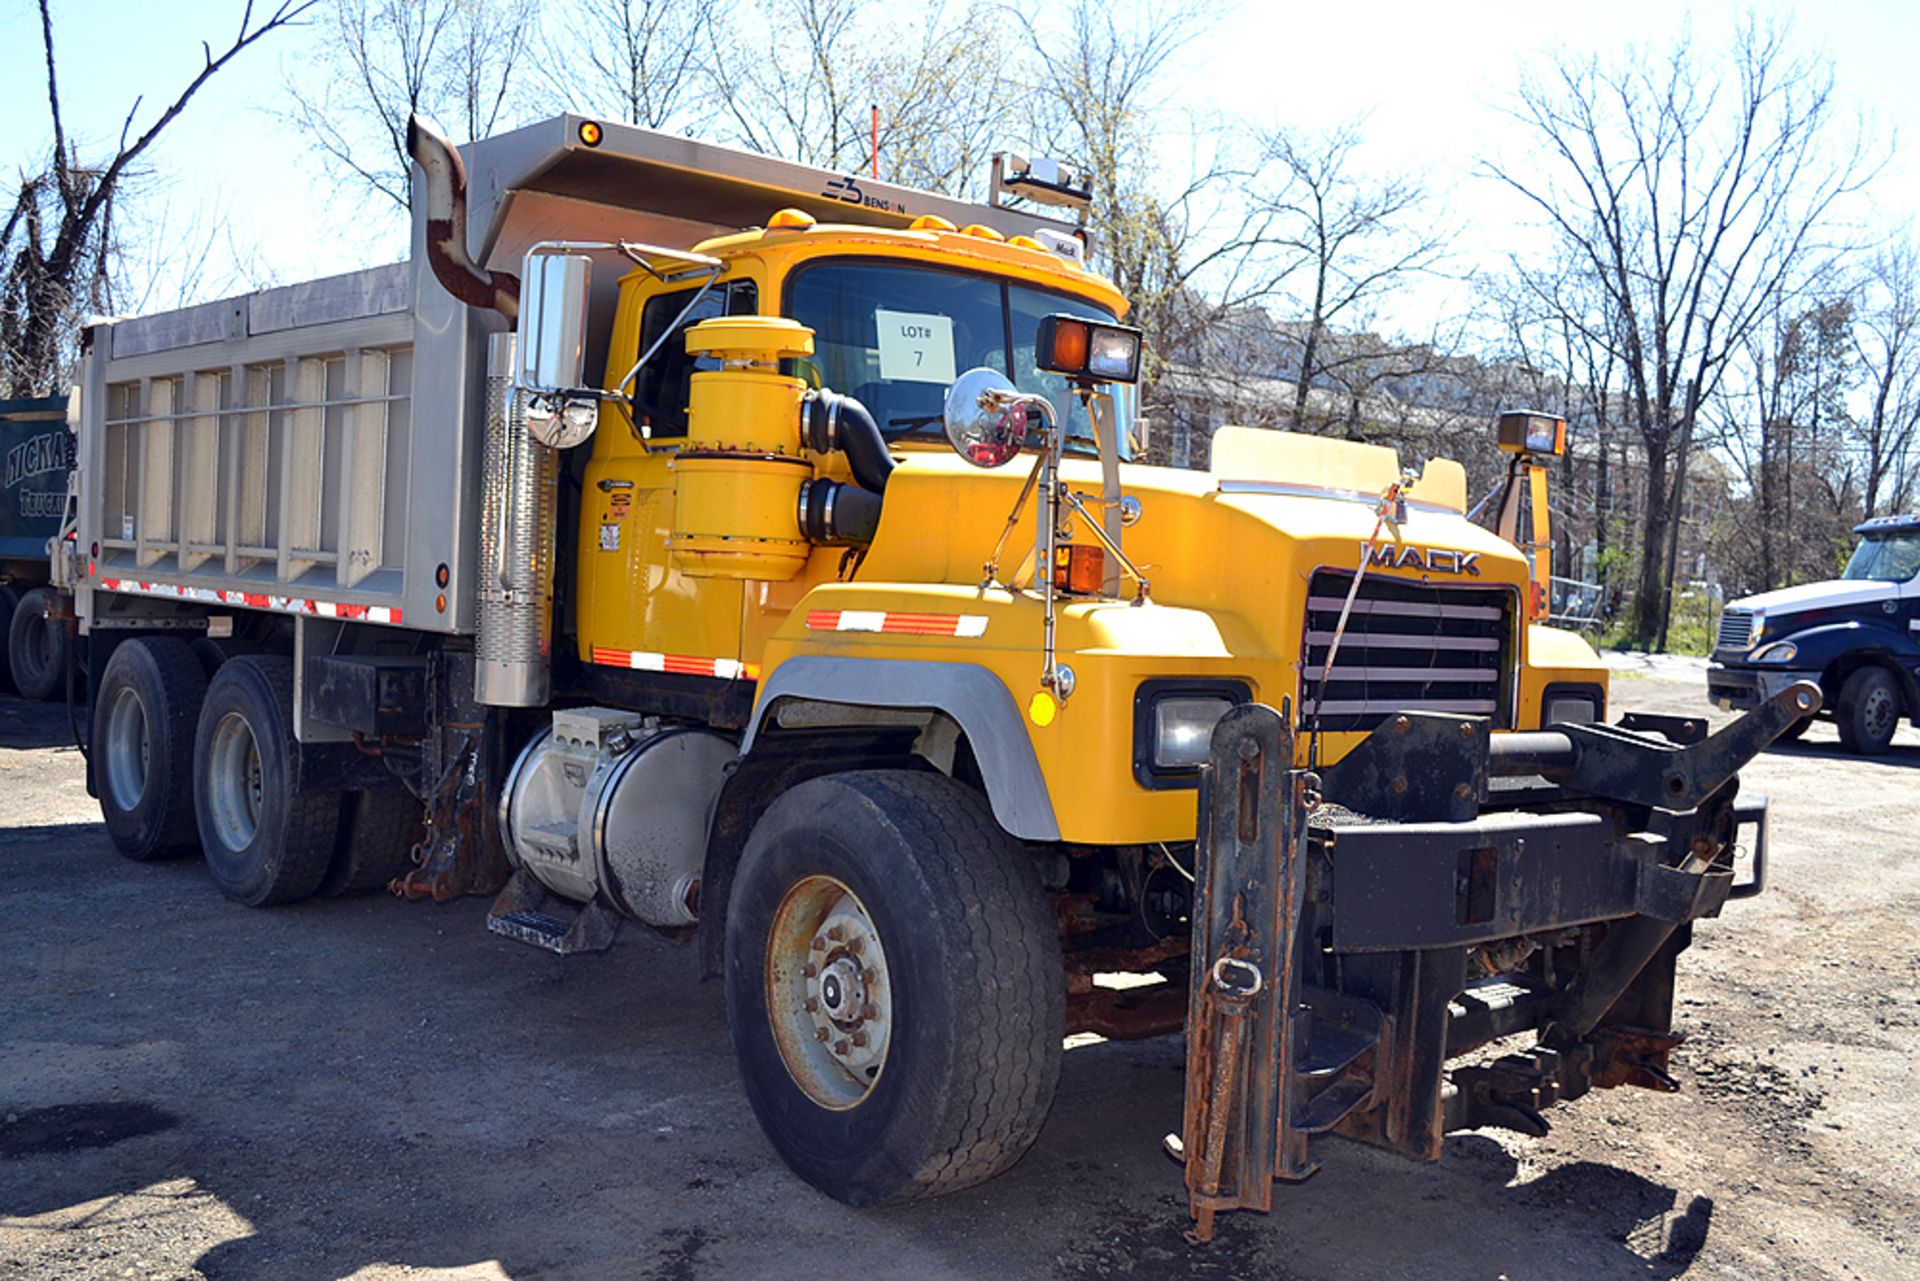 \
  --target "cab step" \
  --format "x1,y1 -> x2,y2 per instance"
485,869 -> 622,954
